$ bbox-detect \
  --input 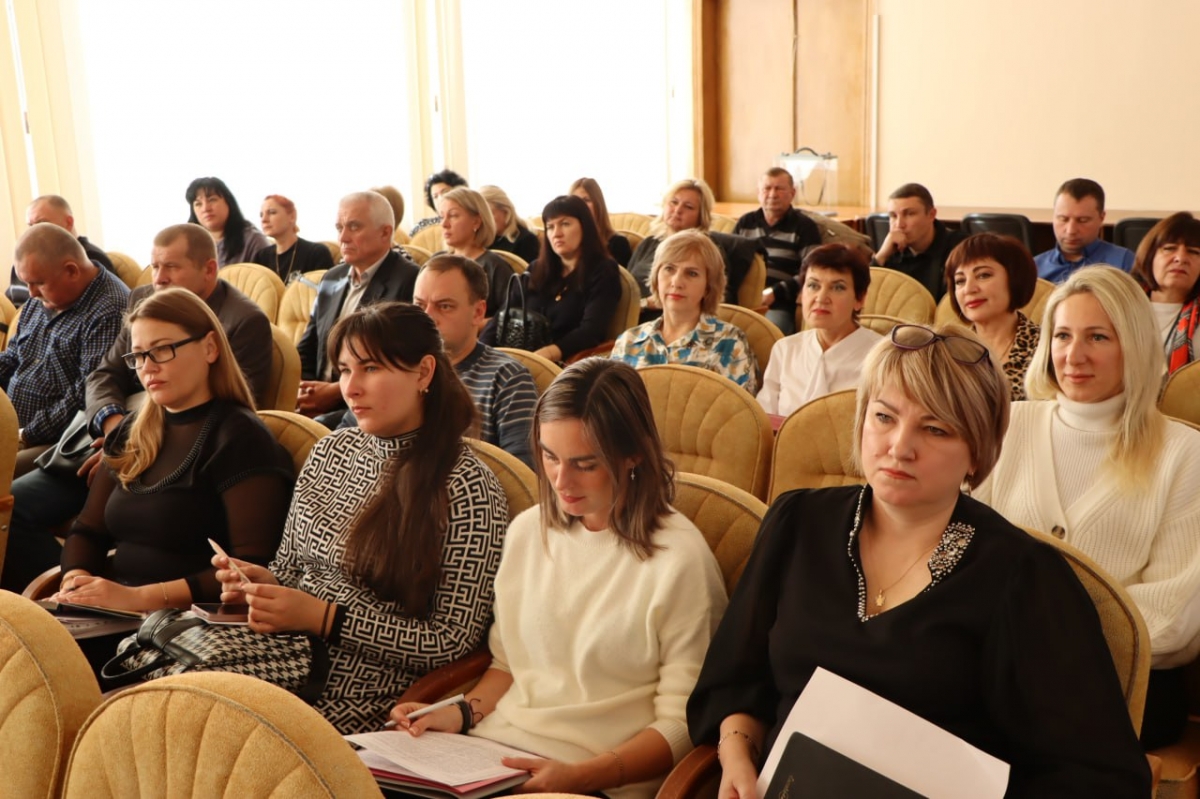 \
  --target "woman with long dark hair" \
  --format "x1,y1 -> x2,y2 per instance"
570,176 -> 632,266
215,301 -> 508,733
186,177 -> 269,267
